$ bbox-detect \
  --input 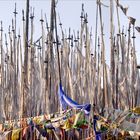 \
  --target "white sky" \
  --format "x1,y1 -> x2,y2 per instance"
0,0 -> 140,64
